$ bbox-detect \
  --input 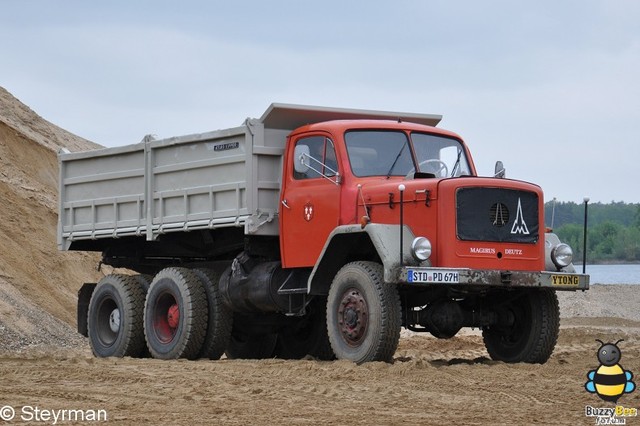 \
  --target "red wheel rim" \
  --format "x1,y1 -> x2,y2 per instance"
337,288 -> 368,346
153,292 -> 180,344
